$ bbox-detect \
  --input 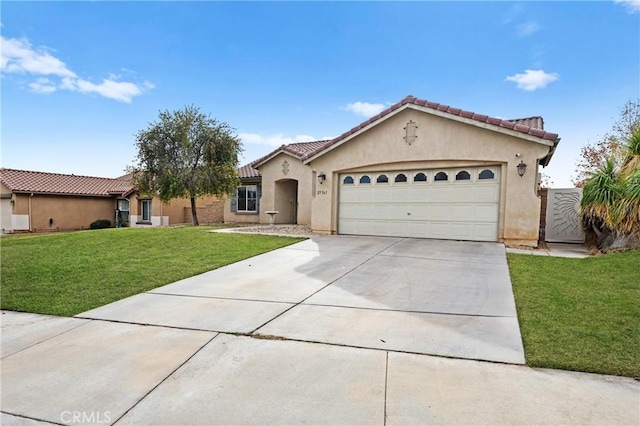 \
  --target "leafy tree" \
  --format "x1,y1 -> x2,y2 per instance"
130,105 -> 241,225
573,99 -> 639,187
